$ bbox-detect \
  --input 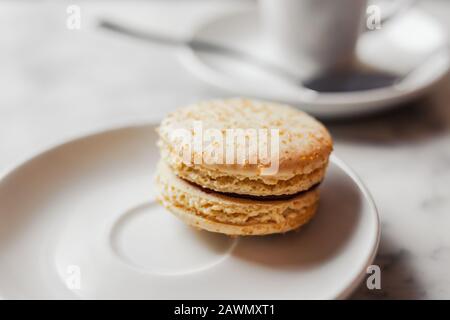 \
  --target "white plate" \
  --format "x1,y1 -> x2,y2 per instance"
0,124 -> 379,299
179,7 -> 449,118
